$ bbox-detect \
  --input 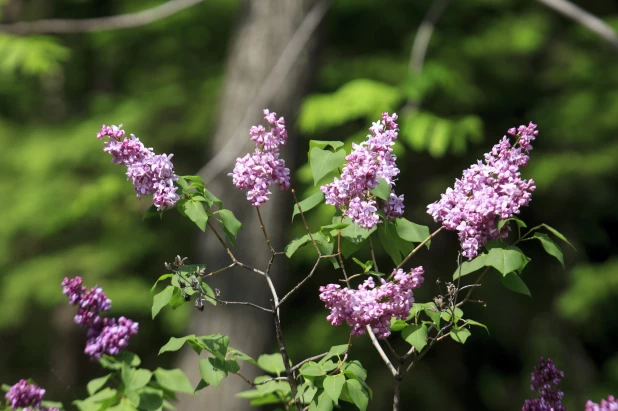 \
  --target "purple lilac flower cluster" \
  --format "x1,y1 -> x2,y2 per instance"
522,357 -> 566,411
4,380 -> 58,411
321,113 -> 404,229
427,123 -> 538,259
62,276 -> 138,360
319,267 -> 424,339
586,396 -> 618,411
230,110 -> 291,206
97,124 -> 180,210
